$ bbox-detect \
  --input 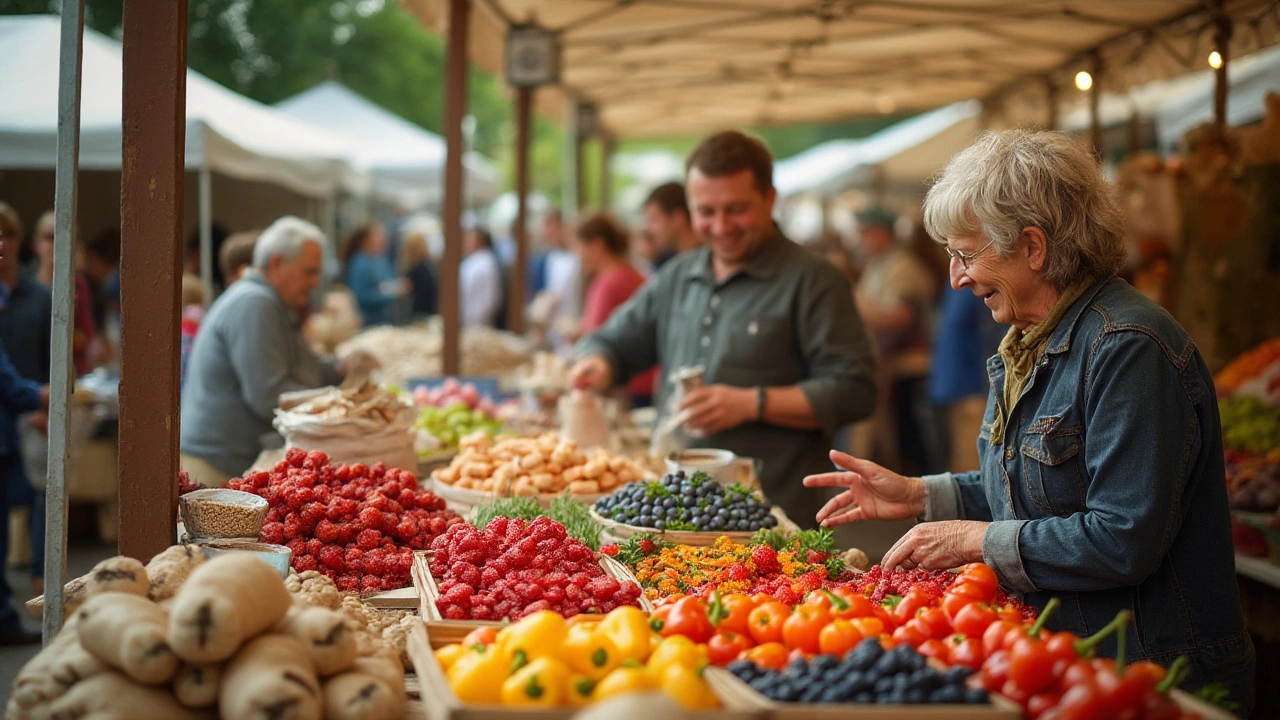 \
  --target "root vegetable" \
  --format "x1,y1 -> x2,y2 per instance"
75,593 -> 179,685
351,651 -> 405,704
172,663 -> 222,709
7,624 -> 108,718
219,634 -> 322,720
169,554 -> 292,663
321,672 -> 404,720
44,671 -> 214,720
146,544 -> 206,602
83,557 -> 149,599
275,606 -> 357,677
